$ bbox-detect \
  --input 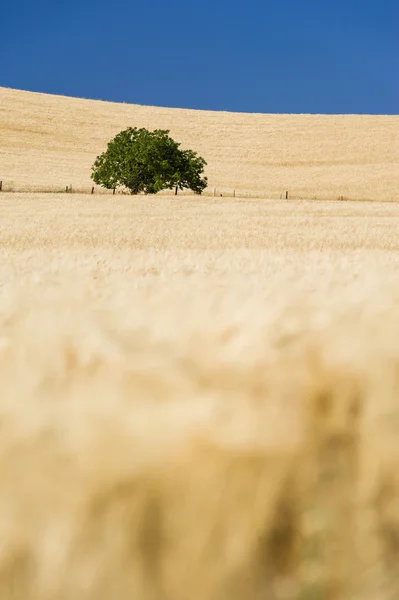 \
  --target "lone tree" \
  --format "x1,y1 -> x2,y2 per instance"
91,127 -> 207,195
